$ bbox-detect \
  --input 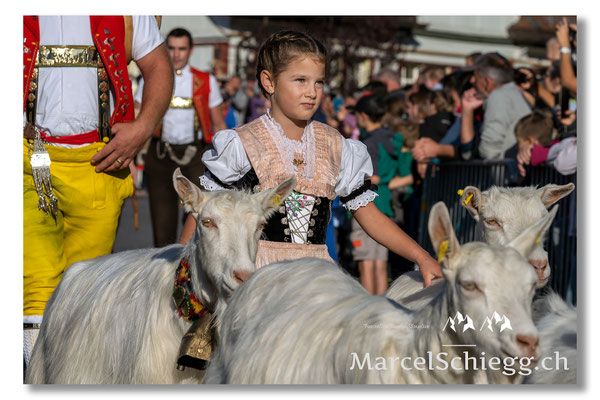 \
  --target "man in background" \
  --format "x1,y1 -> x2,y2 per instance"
135,27 -> 226,247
